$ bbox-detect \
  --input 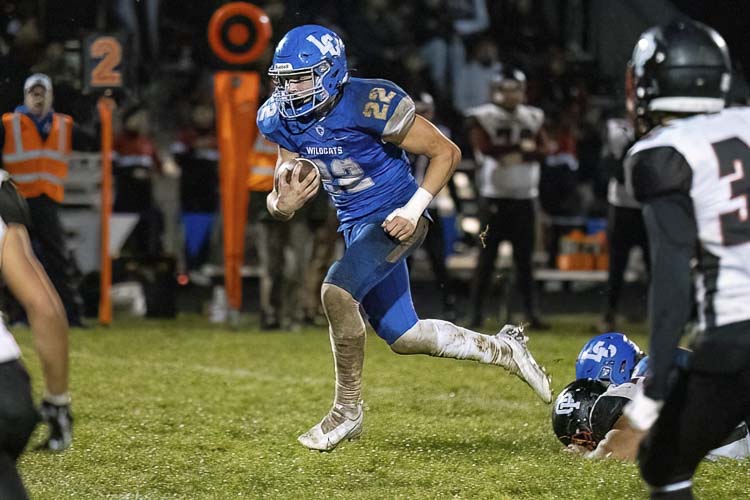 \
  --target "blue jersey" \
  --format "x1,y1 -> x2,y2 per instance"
257,78 -> 418,229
